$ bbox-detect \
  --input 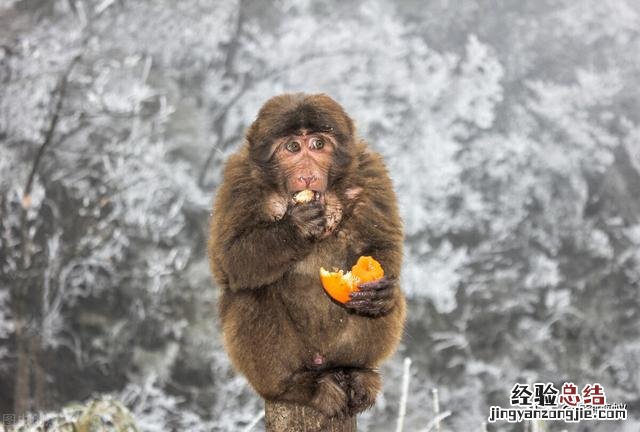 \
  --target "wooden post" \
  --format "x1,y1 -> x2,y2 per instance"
265,401 -> 356,432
